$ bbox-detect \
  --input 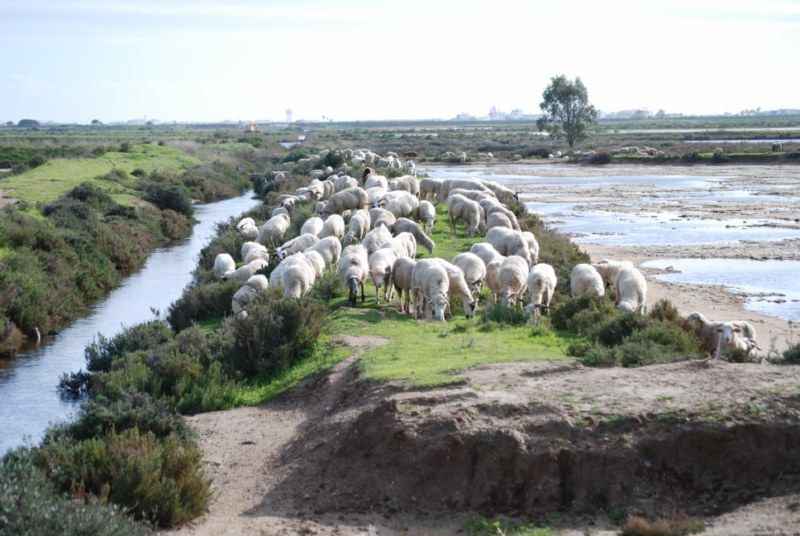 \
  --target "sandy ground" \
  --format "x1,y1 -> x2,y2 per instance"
175,336 -> 800,535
